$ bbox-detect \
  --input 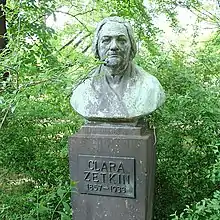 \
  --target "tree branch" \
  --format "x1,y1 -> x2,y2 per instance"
58,30 -> 82,51
0,102 -> 10,129
182,3 -> 220,27
56,9 -> 96,18
82,44 -> 90,53
56,9 -> 93,33
59,32 -> 91,51
73,16 -> 91,33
